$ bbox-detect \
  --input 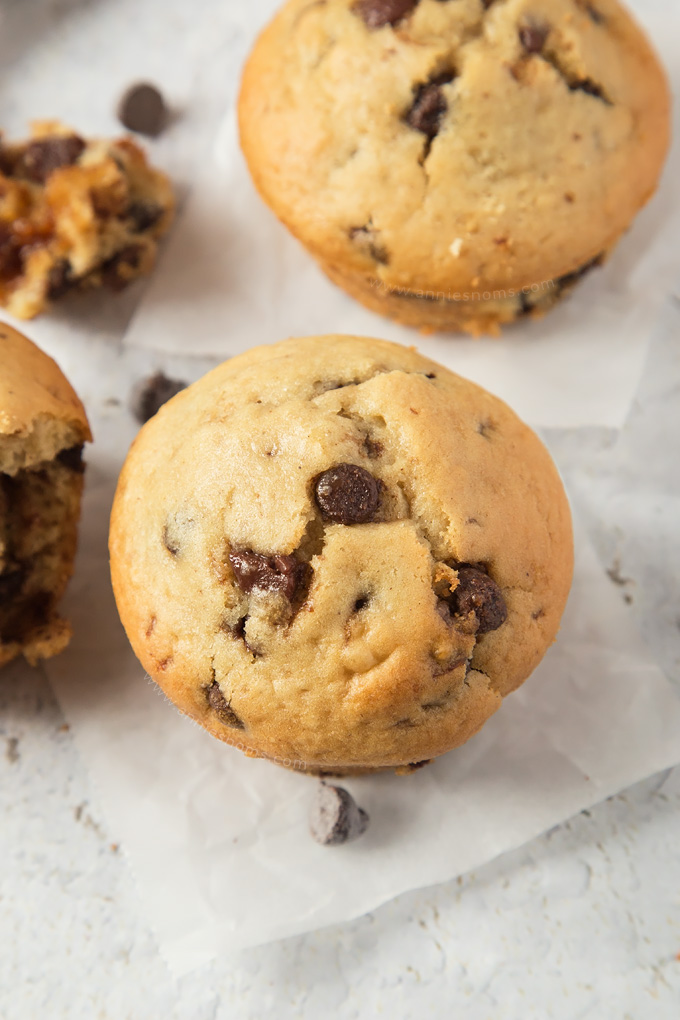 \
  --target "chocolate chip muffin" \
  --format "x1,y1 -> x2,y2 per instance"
110,335 -> 573,774
239,0 -> 670,335
0,324 -> 91,668
0,121 -> 174,319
